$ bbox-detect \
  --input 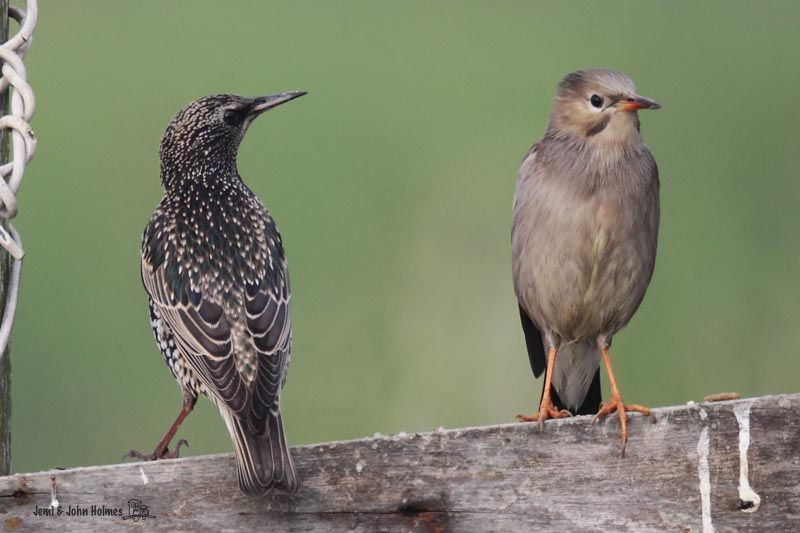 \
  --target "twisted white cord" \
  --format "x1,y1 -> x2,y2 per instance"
0,1 -> 37,357
0,225 -> 20,353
